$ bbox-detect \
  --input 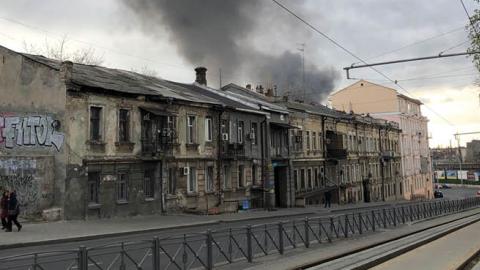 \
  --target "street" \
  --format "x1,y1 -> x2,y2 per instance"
437,186 -> 479,200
